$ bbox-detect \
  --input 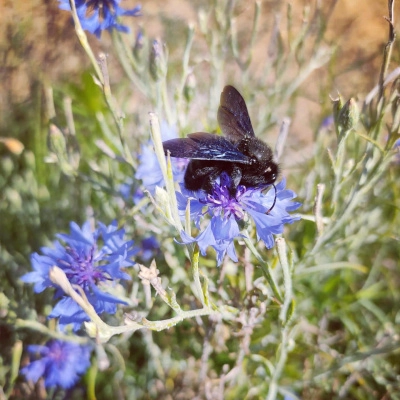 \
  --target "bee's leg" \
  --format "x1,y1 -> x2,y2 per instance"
230,165 -> 242,188
202,168 -> 226,193
203,164 -> 242,196
229,165 -> 242,195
